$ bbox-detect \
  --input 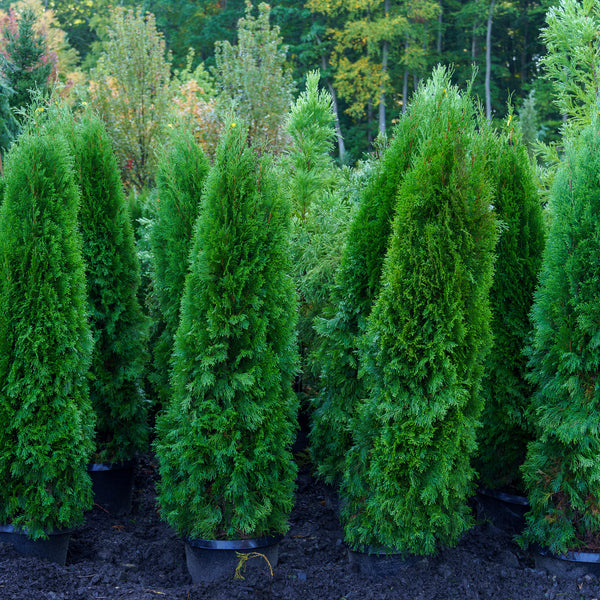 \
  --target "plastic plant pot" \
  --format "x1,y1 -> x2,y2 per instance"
87,460 -> 136,514
0,524 -> 72,565
477,488 -> 529,534
184,535 -> 282,583
348,546 -> 420,577
535,547 -> 600,579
